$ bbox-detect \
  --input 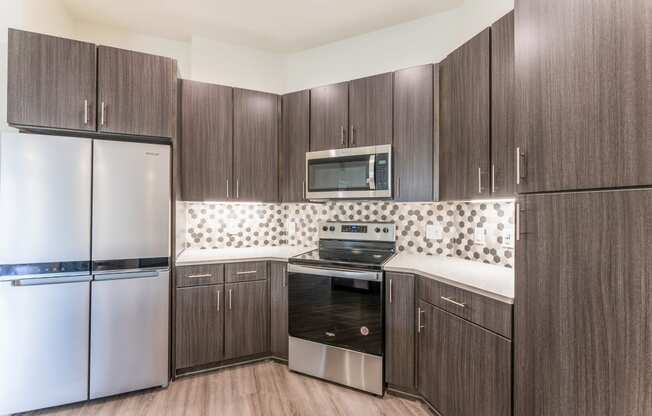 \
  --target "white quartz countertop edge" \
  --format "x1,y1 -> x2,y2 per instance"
175,246 -> 316,266
383,253 -> 514,304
